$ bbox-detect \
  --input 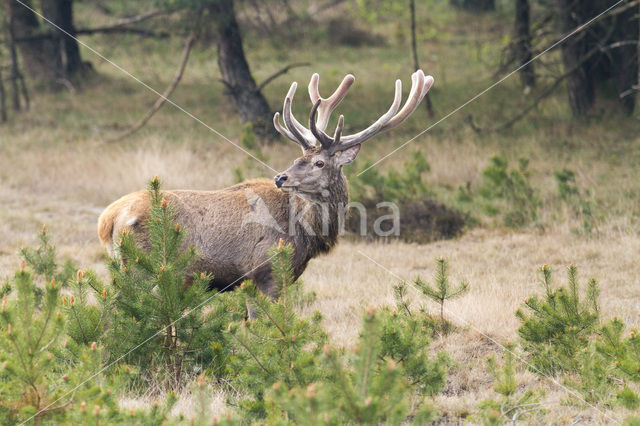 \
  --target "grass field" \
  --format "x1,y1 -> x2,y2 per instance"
1,2 -> 639,423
